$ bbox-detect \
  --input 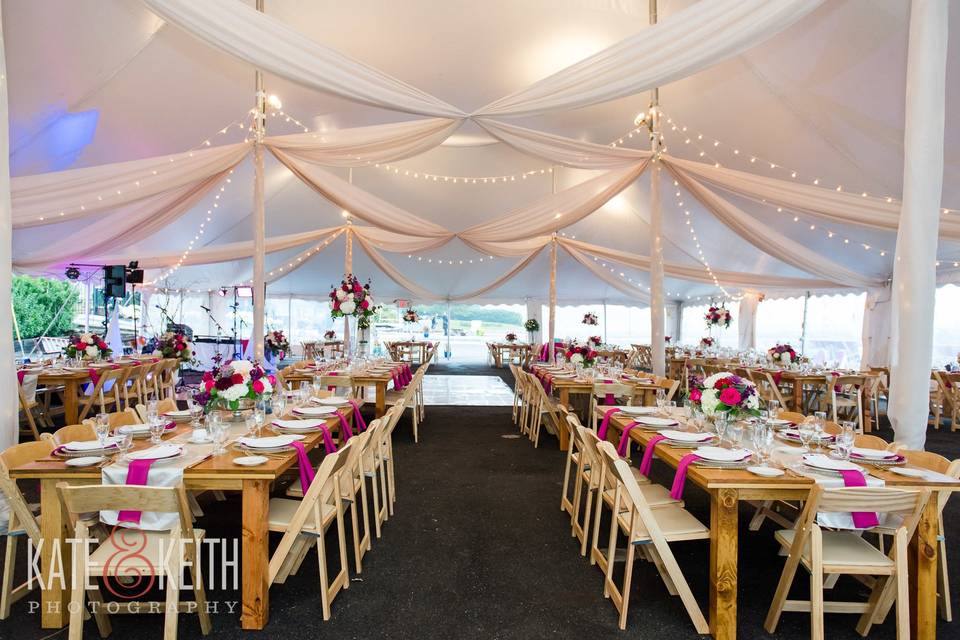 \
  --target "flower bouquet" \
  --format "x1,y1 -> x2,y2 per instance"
403,309 -> 420,324
524,318 -> 540,332
64,333 -> 111,360
264,330 -> 289,360
582,312 -> 598,326
324,330 -> 336,341
705,305 -> 732,329
699,337 -> 714,348
665,336 -> 672,343
689,372 -> 760,418
153,331 -> 194,363
329,274 -> 377,323
767,343 -> 799,366
195,359 -> 275,412
505,332 -> 518,343
565,343 -> 598,368
587,335 -> 602,348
